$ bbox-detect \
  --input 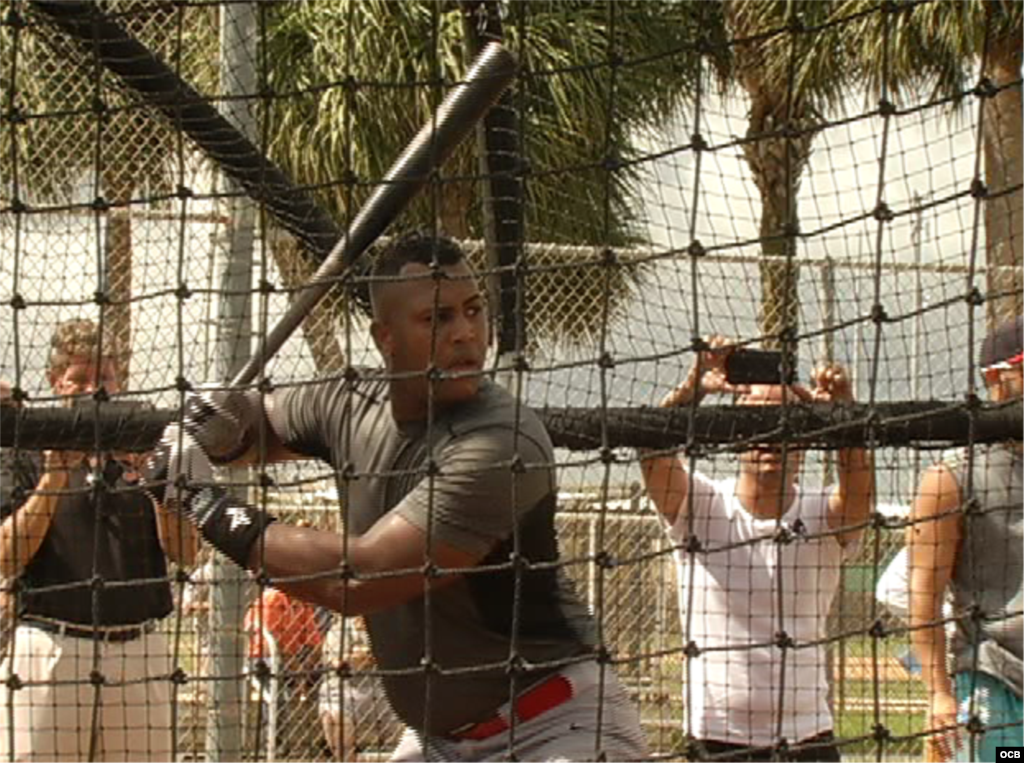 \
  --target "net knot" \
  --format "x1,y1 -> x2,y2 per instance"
973,77 -> 997,100
773,525 -> 795,545
253,659 -> 272,684
594,550 -> 616,570
774,630 -> 795,650
869,619 -> 888,639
